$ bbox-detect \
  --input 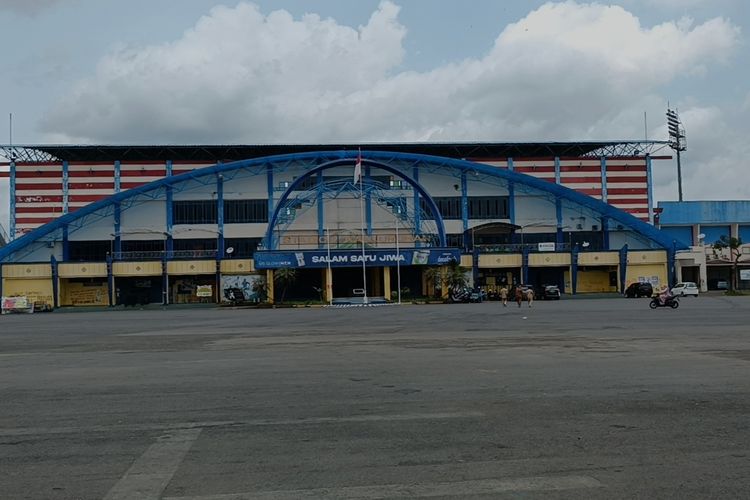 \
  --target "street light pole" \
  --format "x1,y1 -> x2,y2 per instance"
667,108 -> 687,202
395,206 -> 402,305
